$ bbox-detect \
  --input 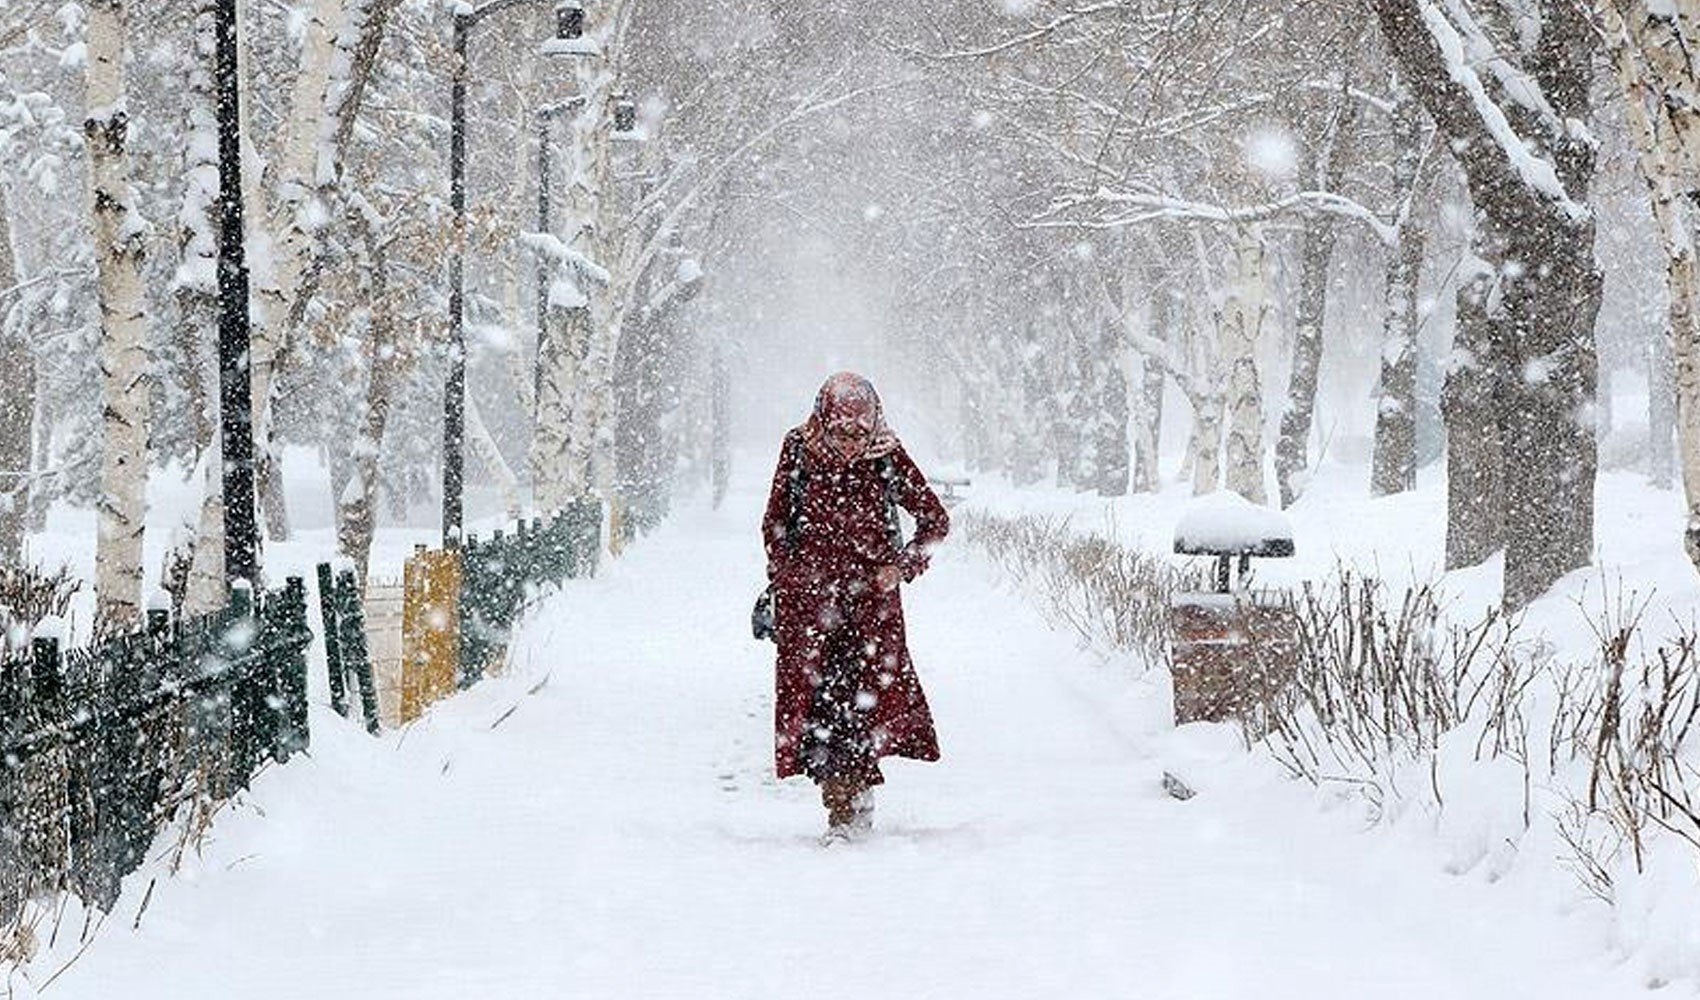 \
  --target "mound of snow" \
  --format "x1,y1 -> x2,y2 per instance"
1173,491 -> 1294,557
